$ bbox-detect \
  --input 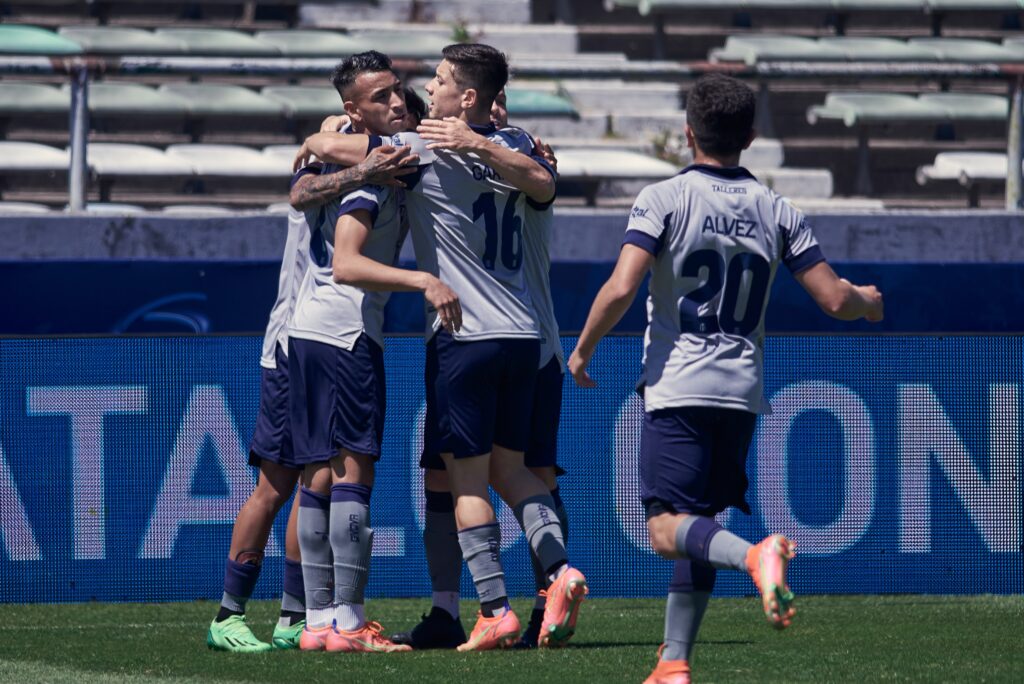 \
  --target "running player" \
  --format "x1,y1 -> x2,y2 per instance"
392,88 -> 569,650
286,51 -> 458,654
295,44 -> 588,651
206,121 -> 414,653
567,74 -> 884,683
